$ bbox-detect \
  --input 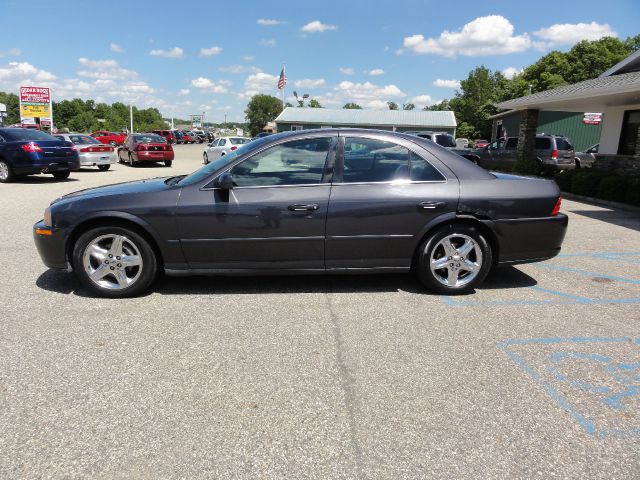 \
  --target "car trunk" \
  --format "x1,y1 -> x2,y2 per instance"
36,140 -> 76,159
